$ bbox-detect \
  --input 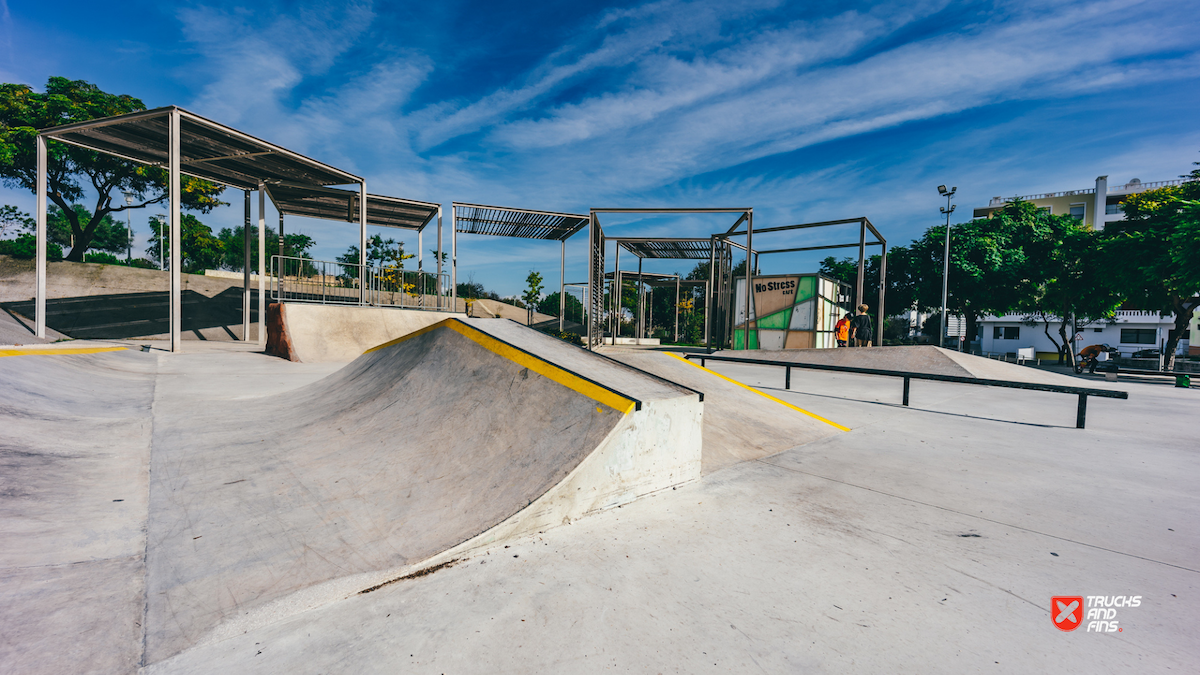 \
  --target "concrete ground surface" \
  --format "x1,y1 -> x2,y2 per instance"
2,338 -> 1197,674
